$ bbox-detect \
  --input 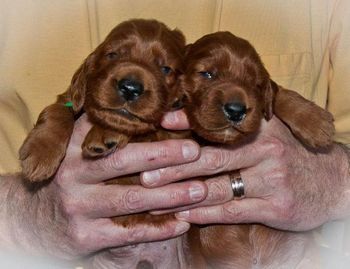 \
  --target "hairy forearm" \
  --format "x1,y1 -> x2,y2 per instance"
0,174 -> 71,258
328,143 -> 350,221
